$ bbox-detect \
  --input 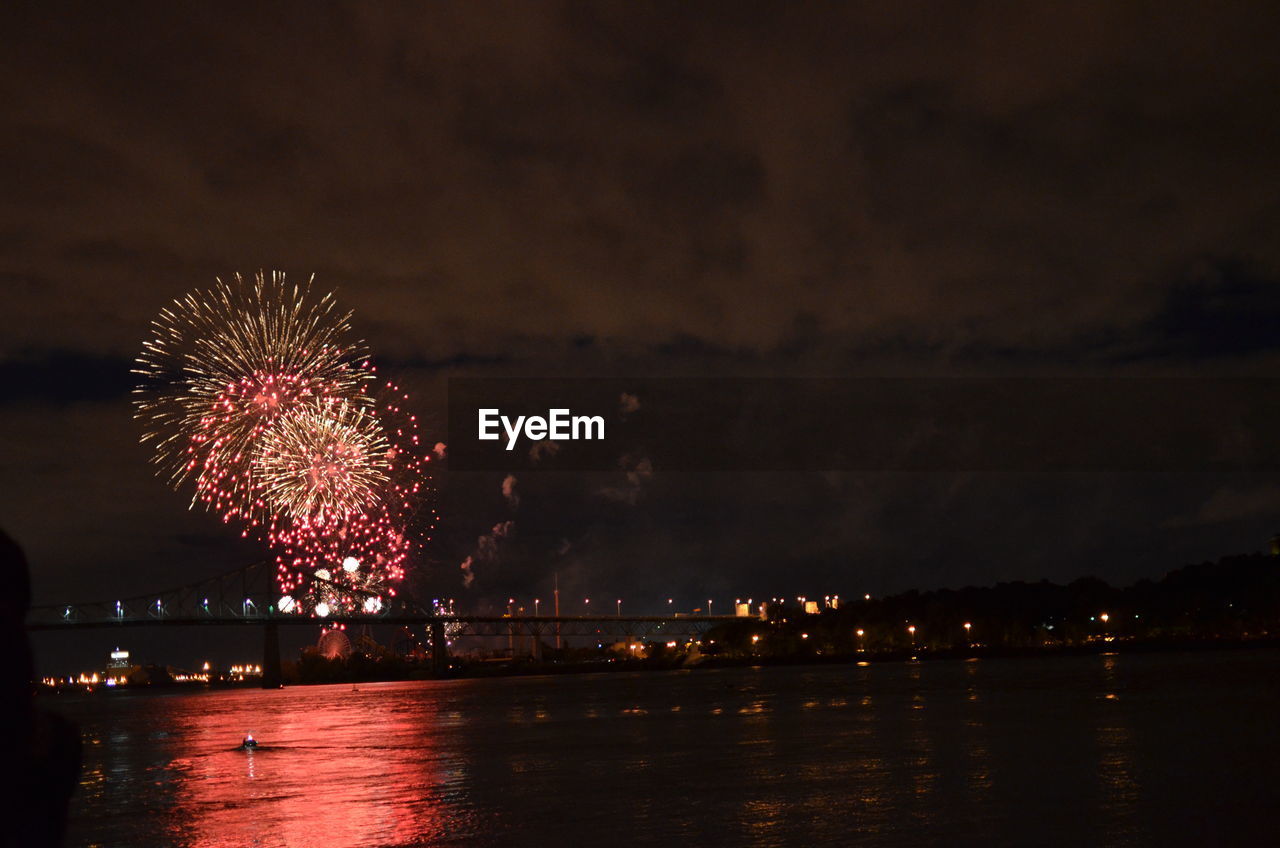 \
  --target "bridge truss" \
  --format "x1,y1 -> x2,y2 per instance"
27,560 -> 740,682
